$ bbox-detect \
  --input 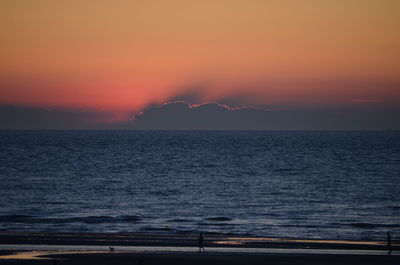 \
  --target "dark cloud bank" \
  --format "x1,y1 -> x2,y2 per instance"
0,106 -> 115,130
1,102 -> 399,130
124,102 -> 399,130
